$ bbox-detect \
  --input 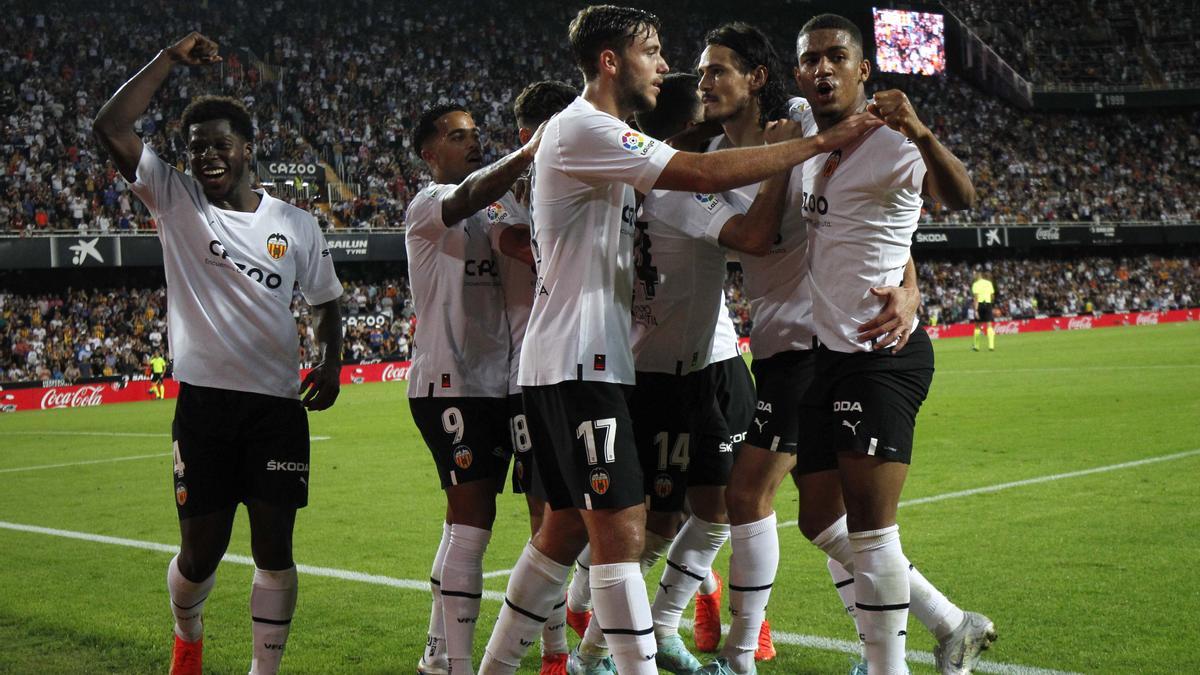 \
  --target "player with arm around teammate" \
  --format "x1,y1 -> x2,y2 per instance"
790,14 -> 996,675
406,102 -> 546,675
93,32 -> 343,675
477,7 -> 880,675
